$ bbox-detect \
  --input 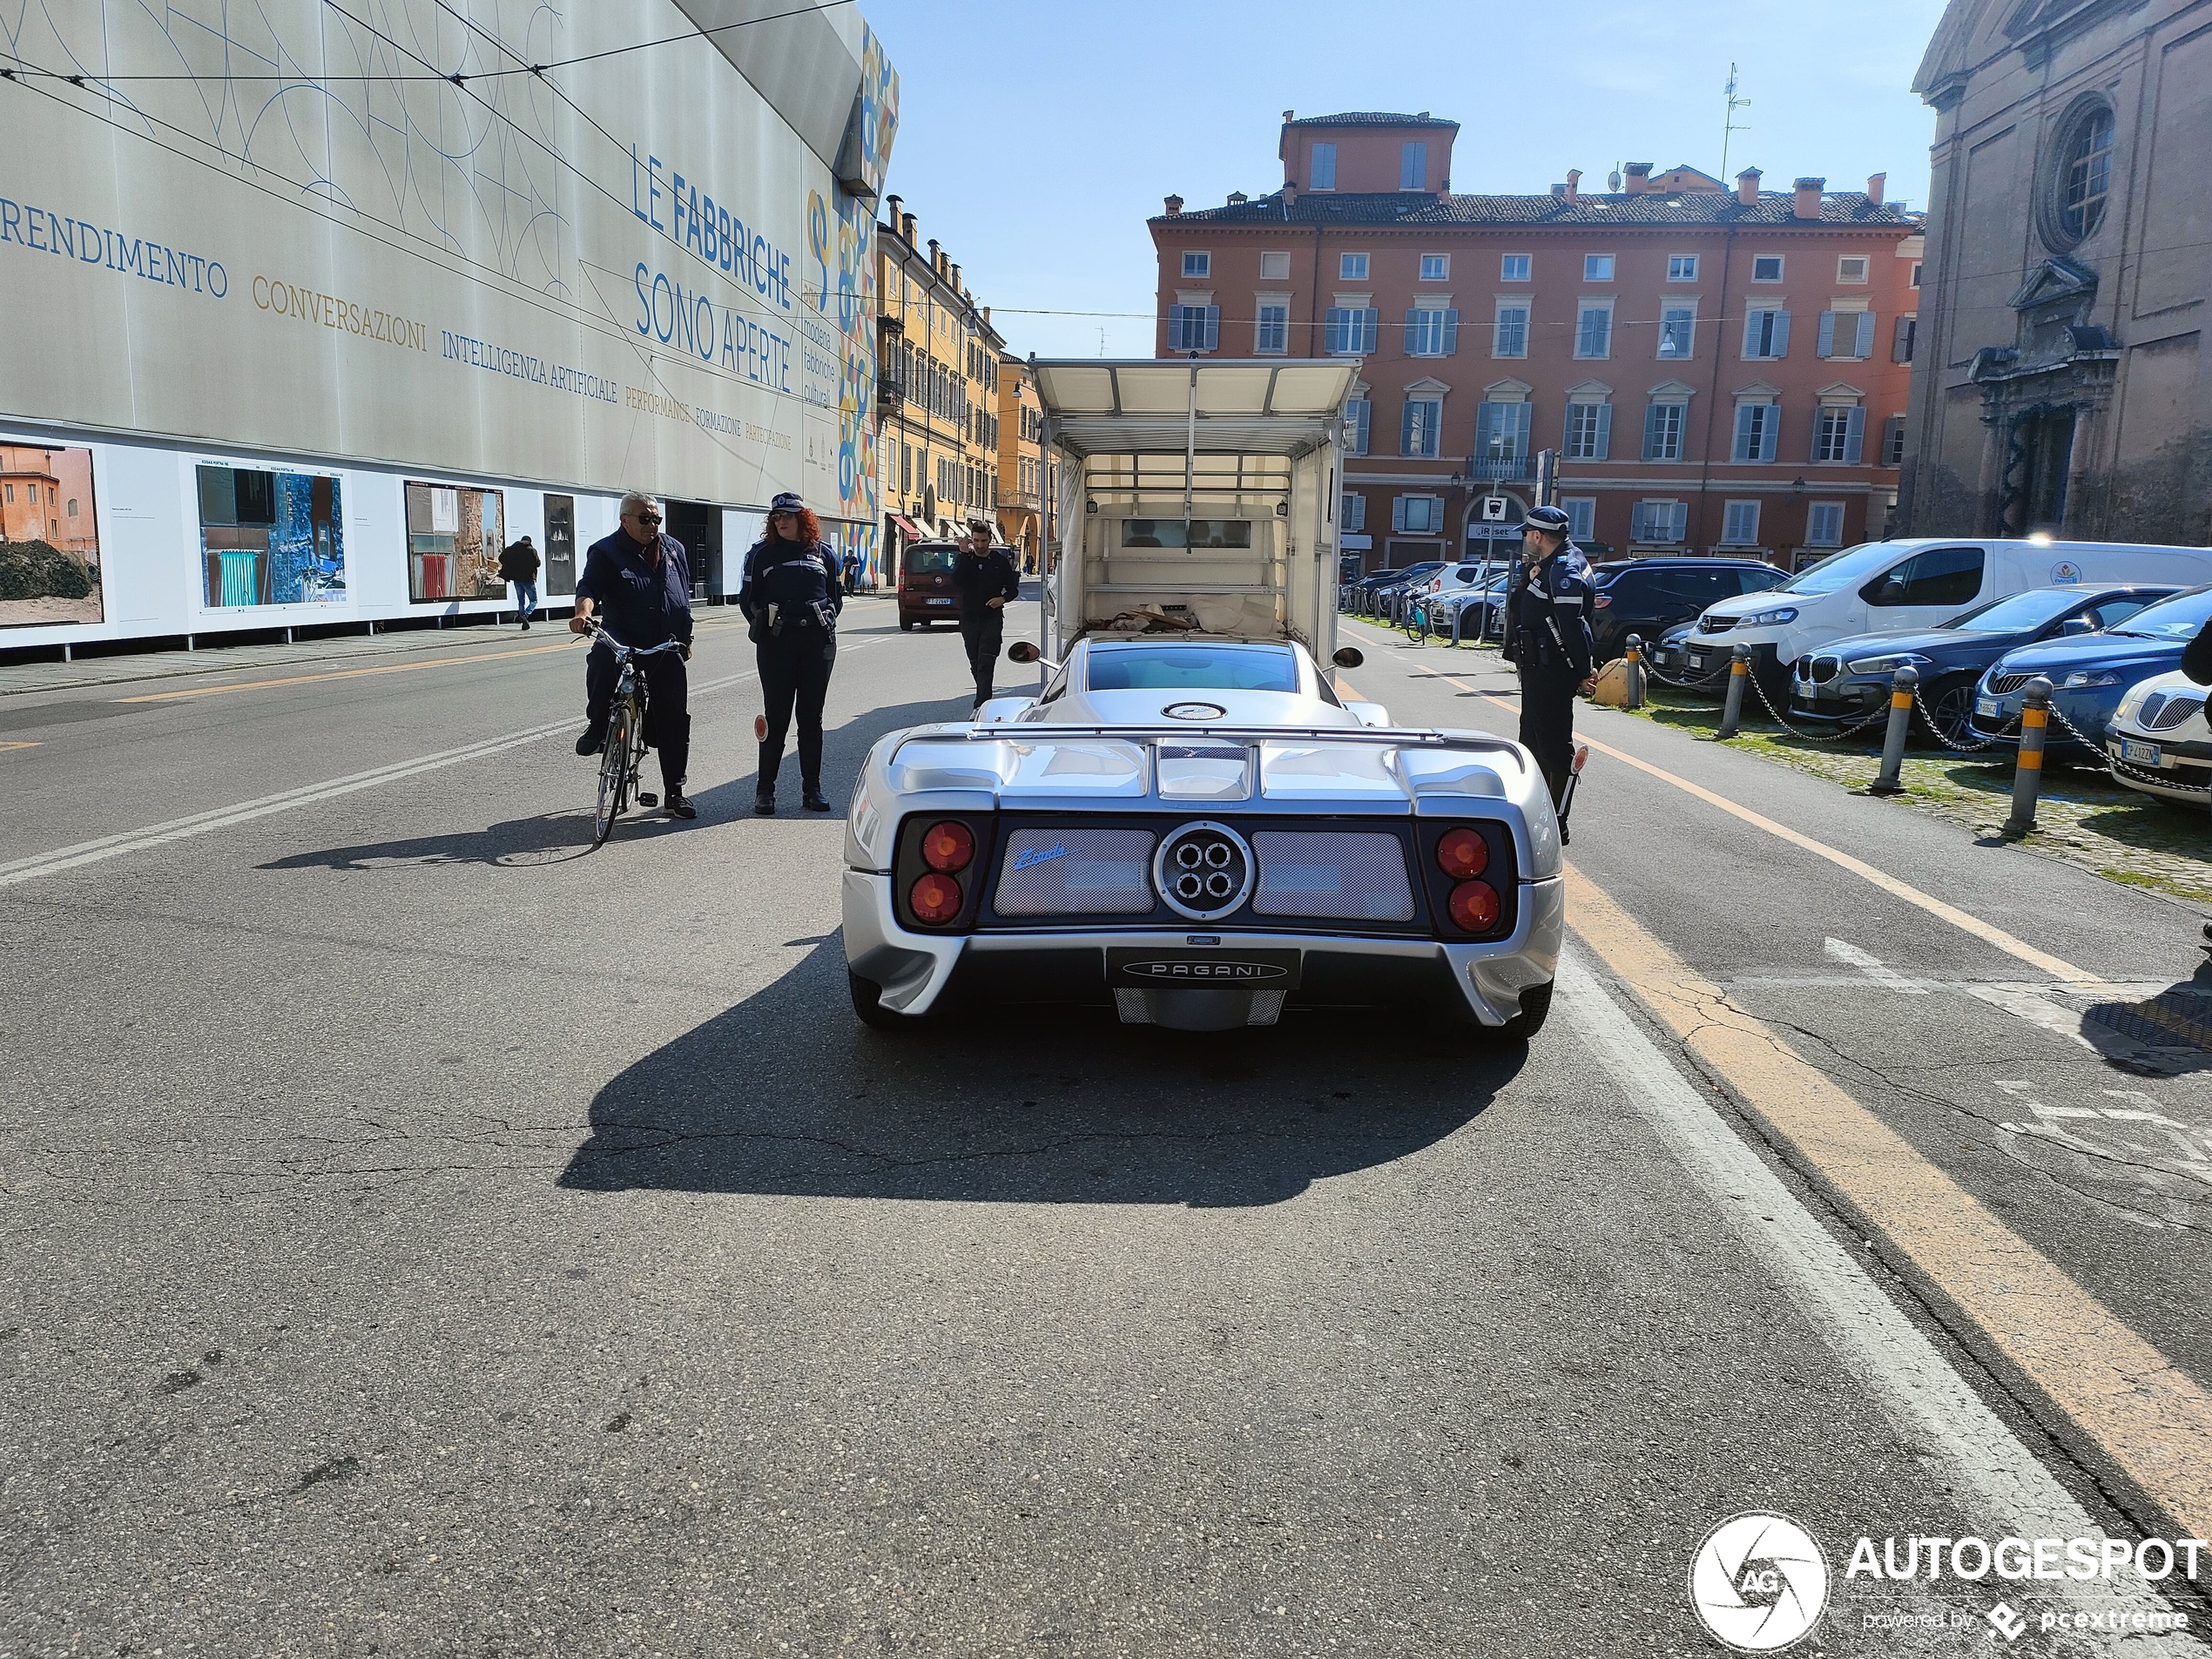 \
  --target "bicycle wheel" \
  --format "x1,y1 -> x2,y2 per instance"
593,698 -> 635,846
